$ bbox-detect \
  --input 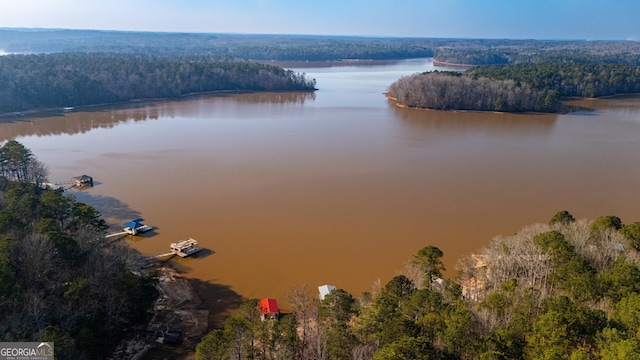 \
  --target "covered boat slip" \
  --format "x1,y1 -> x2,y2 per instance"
123,218 -> 153,235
